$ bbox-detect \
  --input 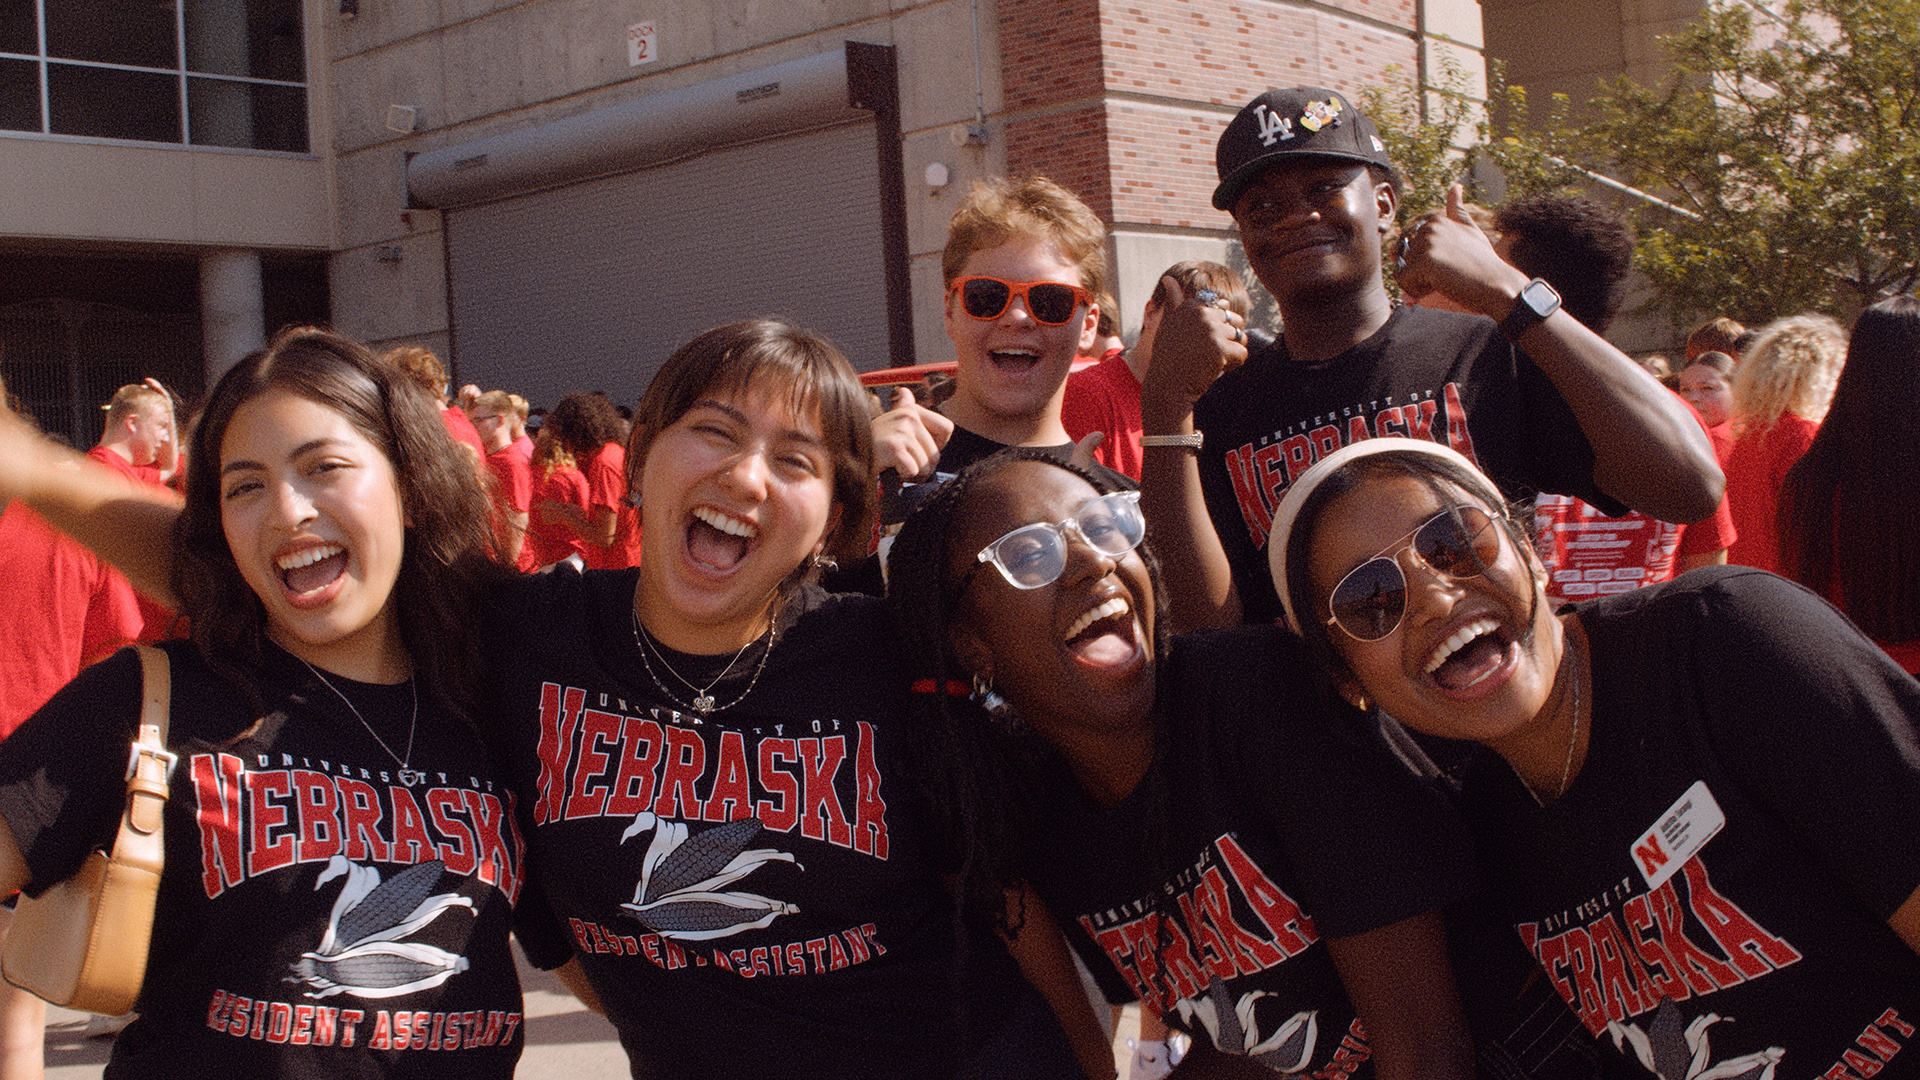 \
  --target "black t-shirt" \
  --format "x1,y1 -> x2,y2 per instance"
1193,305 -> 1615,625
483,568 -> 1060,1079
1458,567 -> 1920,1079
0,642 -> 526,1080
1017,624 -> 1476,1077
